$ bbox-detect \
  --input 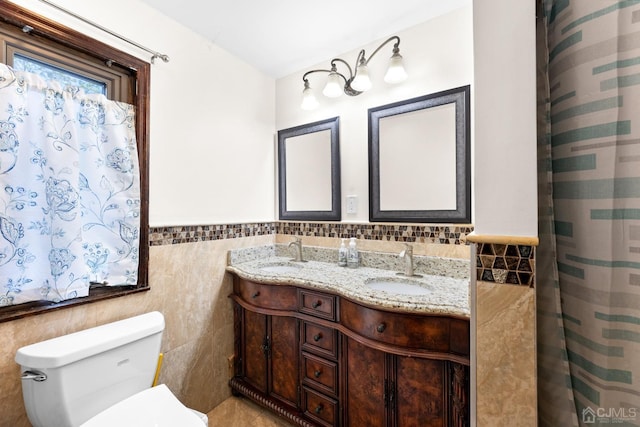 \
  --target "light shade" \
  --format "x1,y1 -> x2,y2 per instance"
351,62 -> 371,92
323,71 -> 343,98
301,82 -> 319,110
384,51 -> 407,84
300,35 -> 407,108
